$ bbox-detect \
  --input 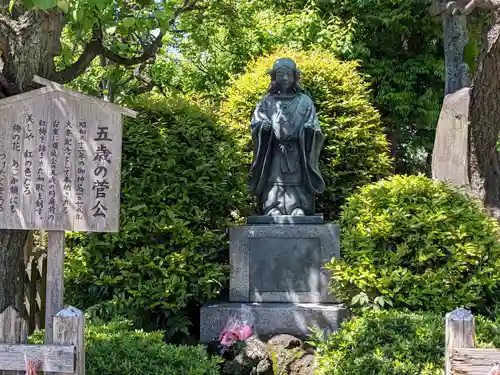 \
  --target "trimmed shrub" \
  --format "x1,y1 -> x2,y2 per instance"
313,310 -> 500,375
219,48 -> 392,219
30,318 -> 220,375
313,310 -> 444,375
326,174 -> 500,314
65,98 -> 249,340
